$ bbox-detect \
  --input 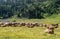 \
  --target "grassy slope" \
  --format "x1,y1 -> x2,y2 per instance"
0,14 -> 60,39
0,27 -> 60,39
11,14 -> 60,24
